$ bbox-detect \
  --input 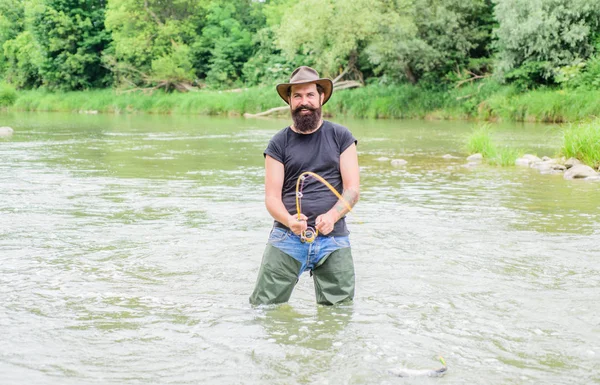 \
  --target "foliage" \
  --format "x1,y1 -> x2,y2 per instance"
241,27 -> 296,86
272,0 -> 385,78
0,0 -> 25,75
487,147 -> 521,167
9,86 -> 282,115
104,0 -> 205,89
465,124 -> 523,166
196,0 -> 259,87
0,82 -> 17,106
493,0 -> 600,87
561,120 -> 600,168
0,0 -> 599,98
466,124 -> 496,157
2,31 -> 43,88
28,0 -> 112,90
6,83 -> 600,126
556,56 -> 600,90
